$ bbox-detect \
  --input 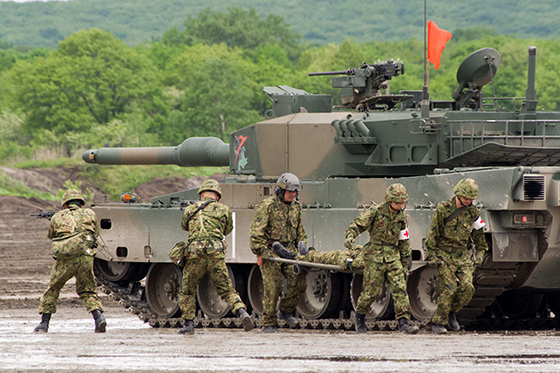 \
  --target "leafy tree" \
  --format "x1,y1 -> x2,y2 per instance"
164,58 -> 261,142
162,6 -> 302,61
8,29 -> 166,150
